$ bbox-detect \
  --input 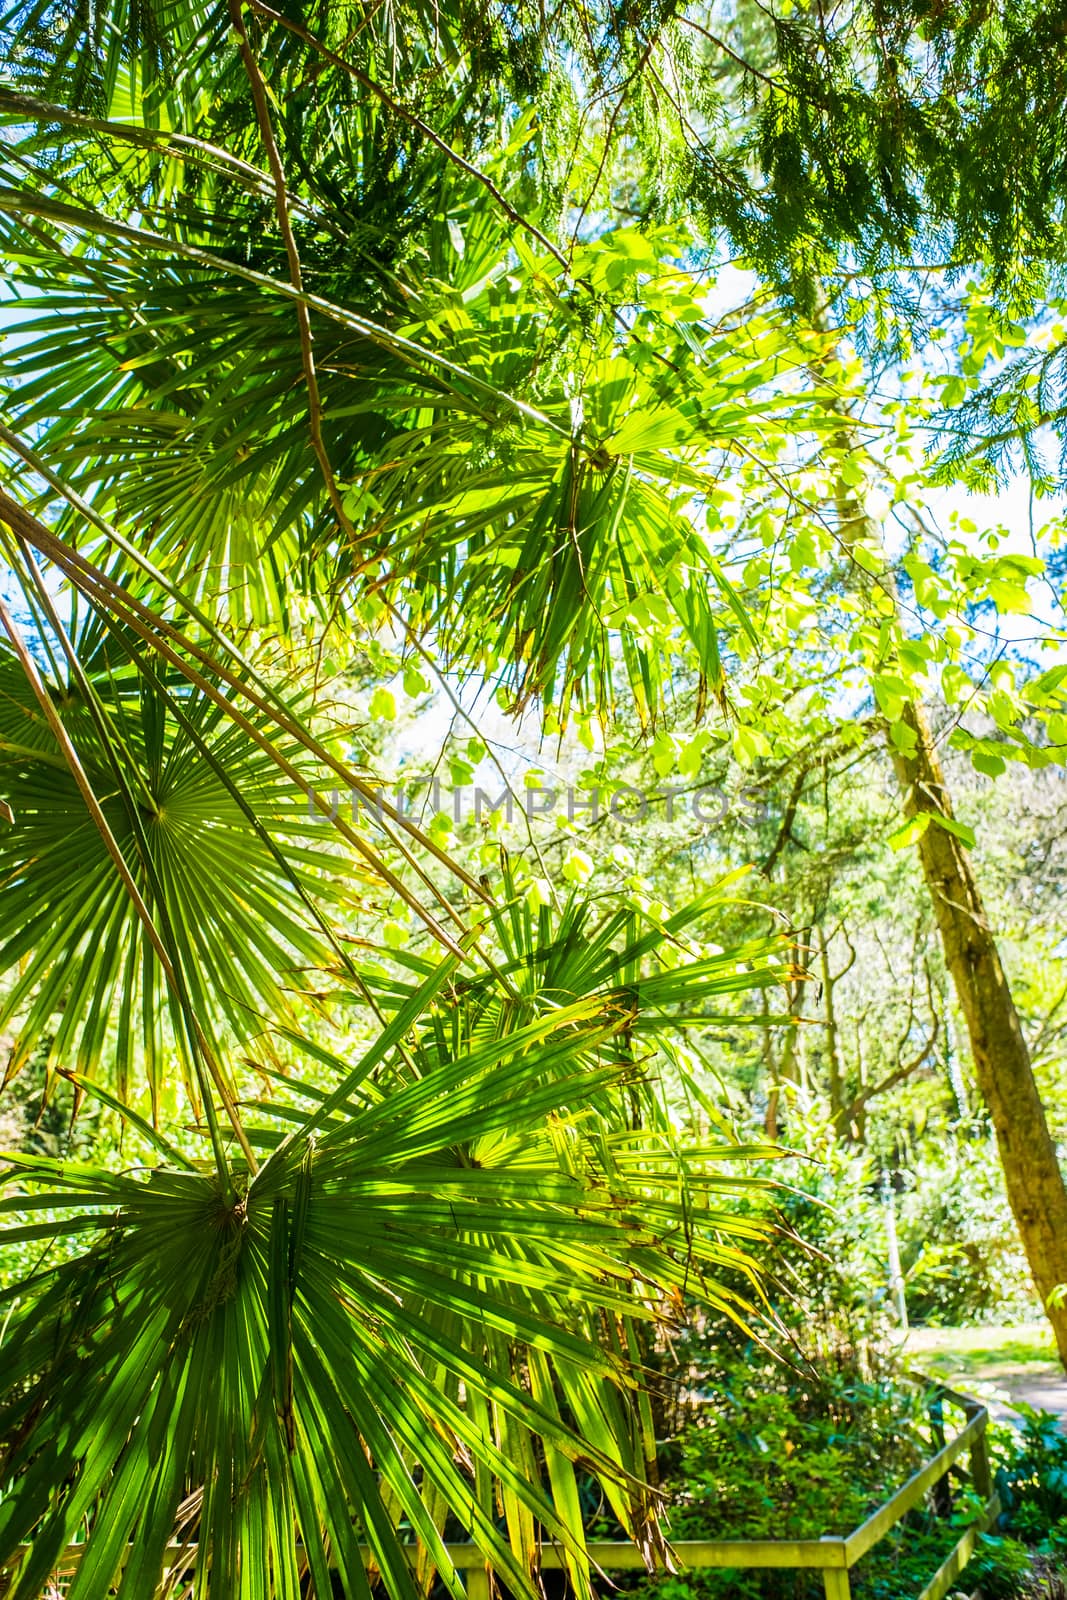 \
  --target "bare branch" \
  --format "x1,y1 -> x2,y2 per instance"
760,764 -> 808,877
